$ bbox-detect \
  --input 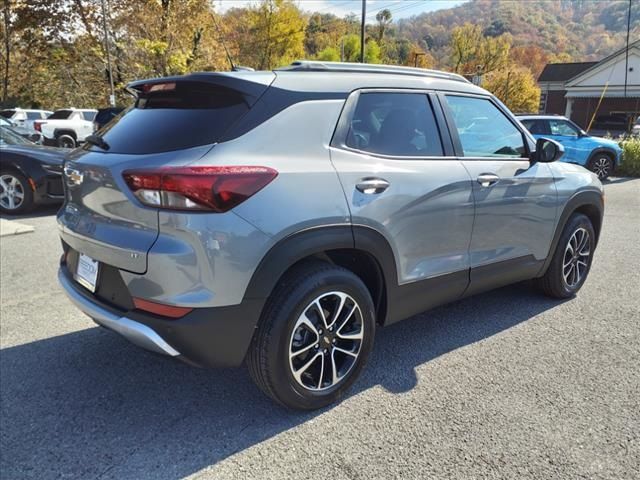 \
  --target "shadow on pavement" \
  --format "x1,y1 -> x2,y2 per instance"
0,204 -> 60,221
0,282 -> 565,479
